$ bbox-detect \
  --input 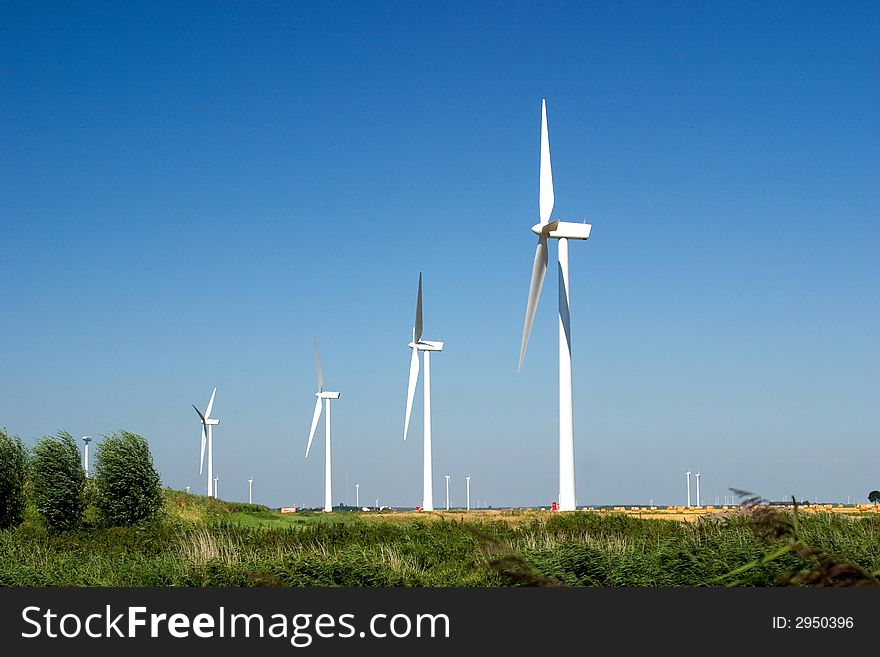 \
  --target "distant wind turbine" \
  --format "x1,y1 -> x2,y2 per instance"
403,273 -> 444,511
445,474 -> 450,511
81,436 -> 92,478
695,472 -> 701,507
305,337 -> 341,513
193,387 -> 220,498
685,471 -> 691,508
466,476 -> 471,511
517,99 -> 592,512
248,478 -> 253,504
